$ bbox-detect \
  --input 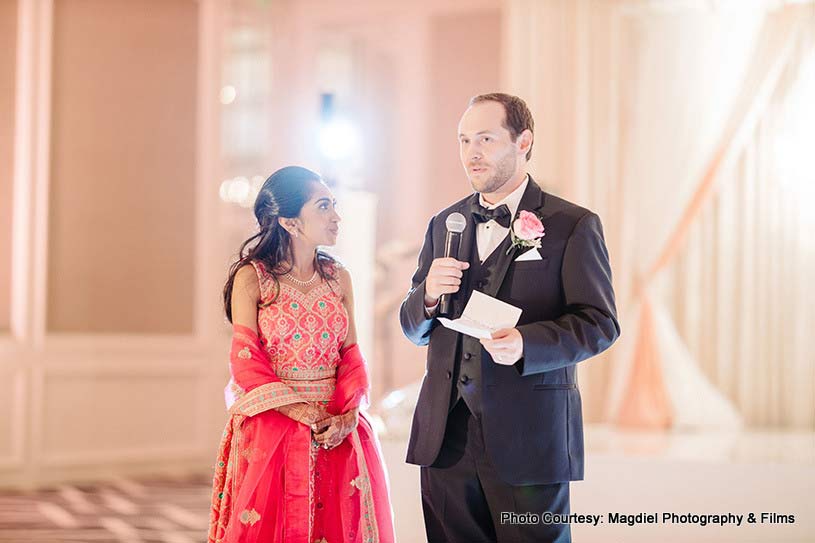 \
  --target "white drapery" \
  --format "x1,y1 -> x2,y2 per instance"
668,17 -> 815,428
504,0 -> 815,429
